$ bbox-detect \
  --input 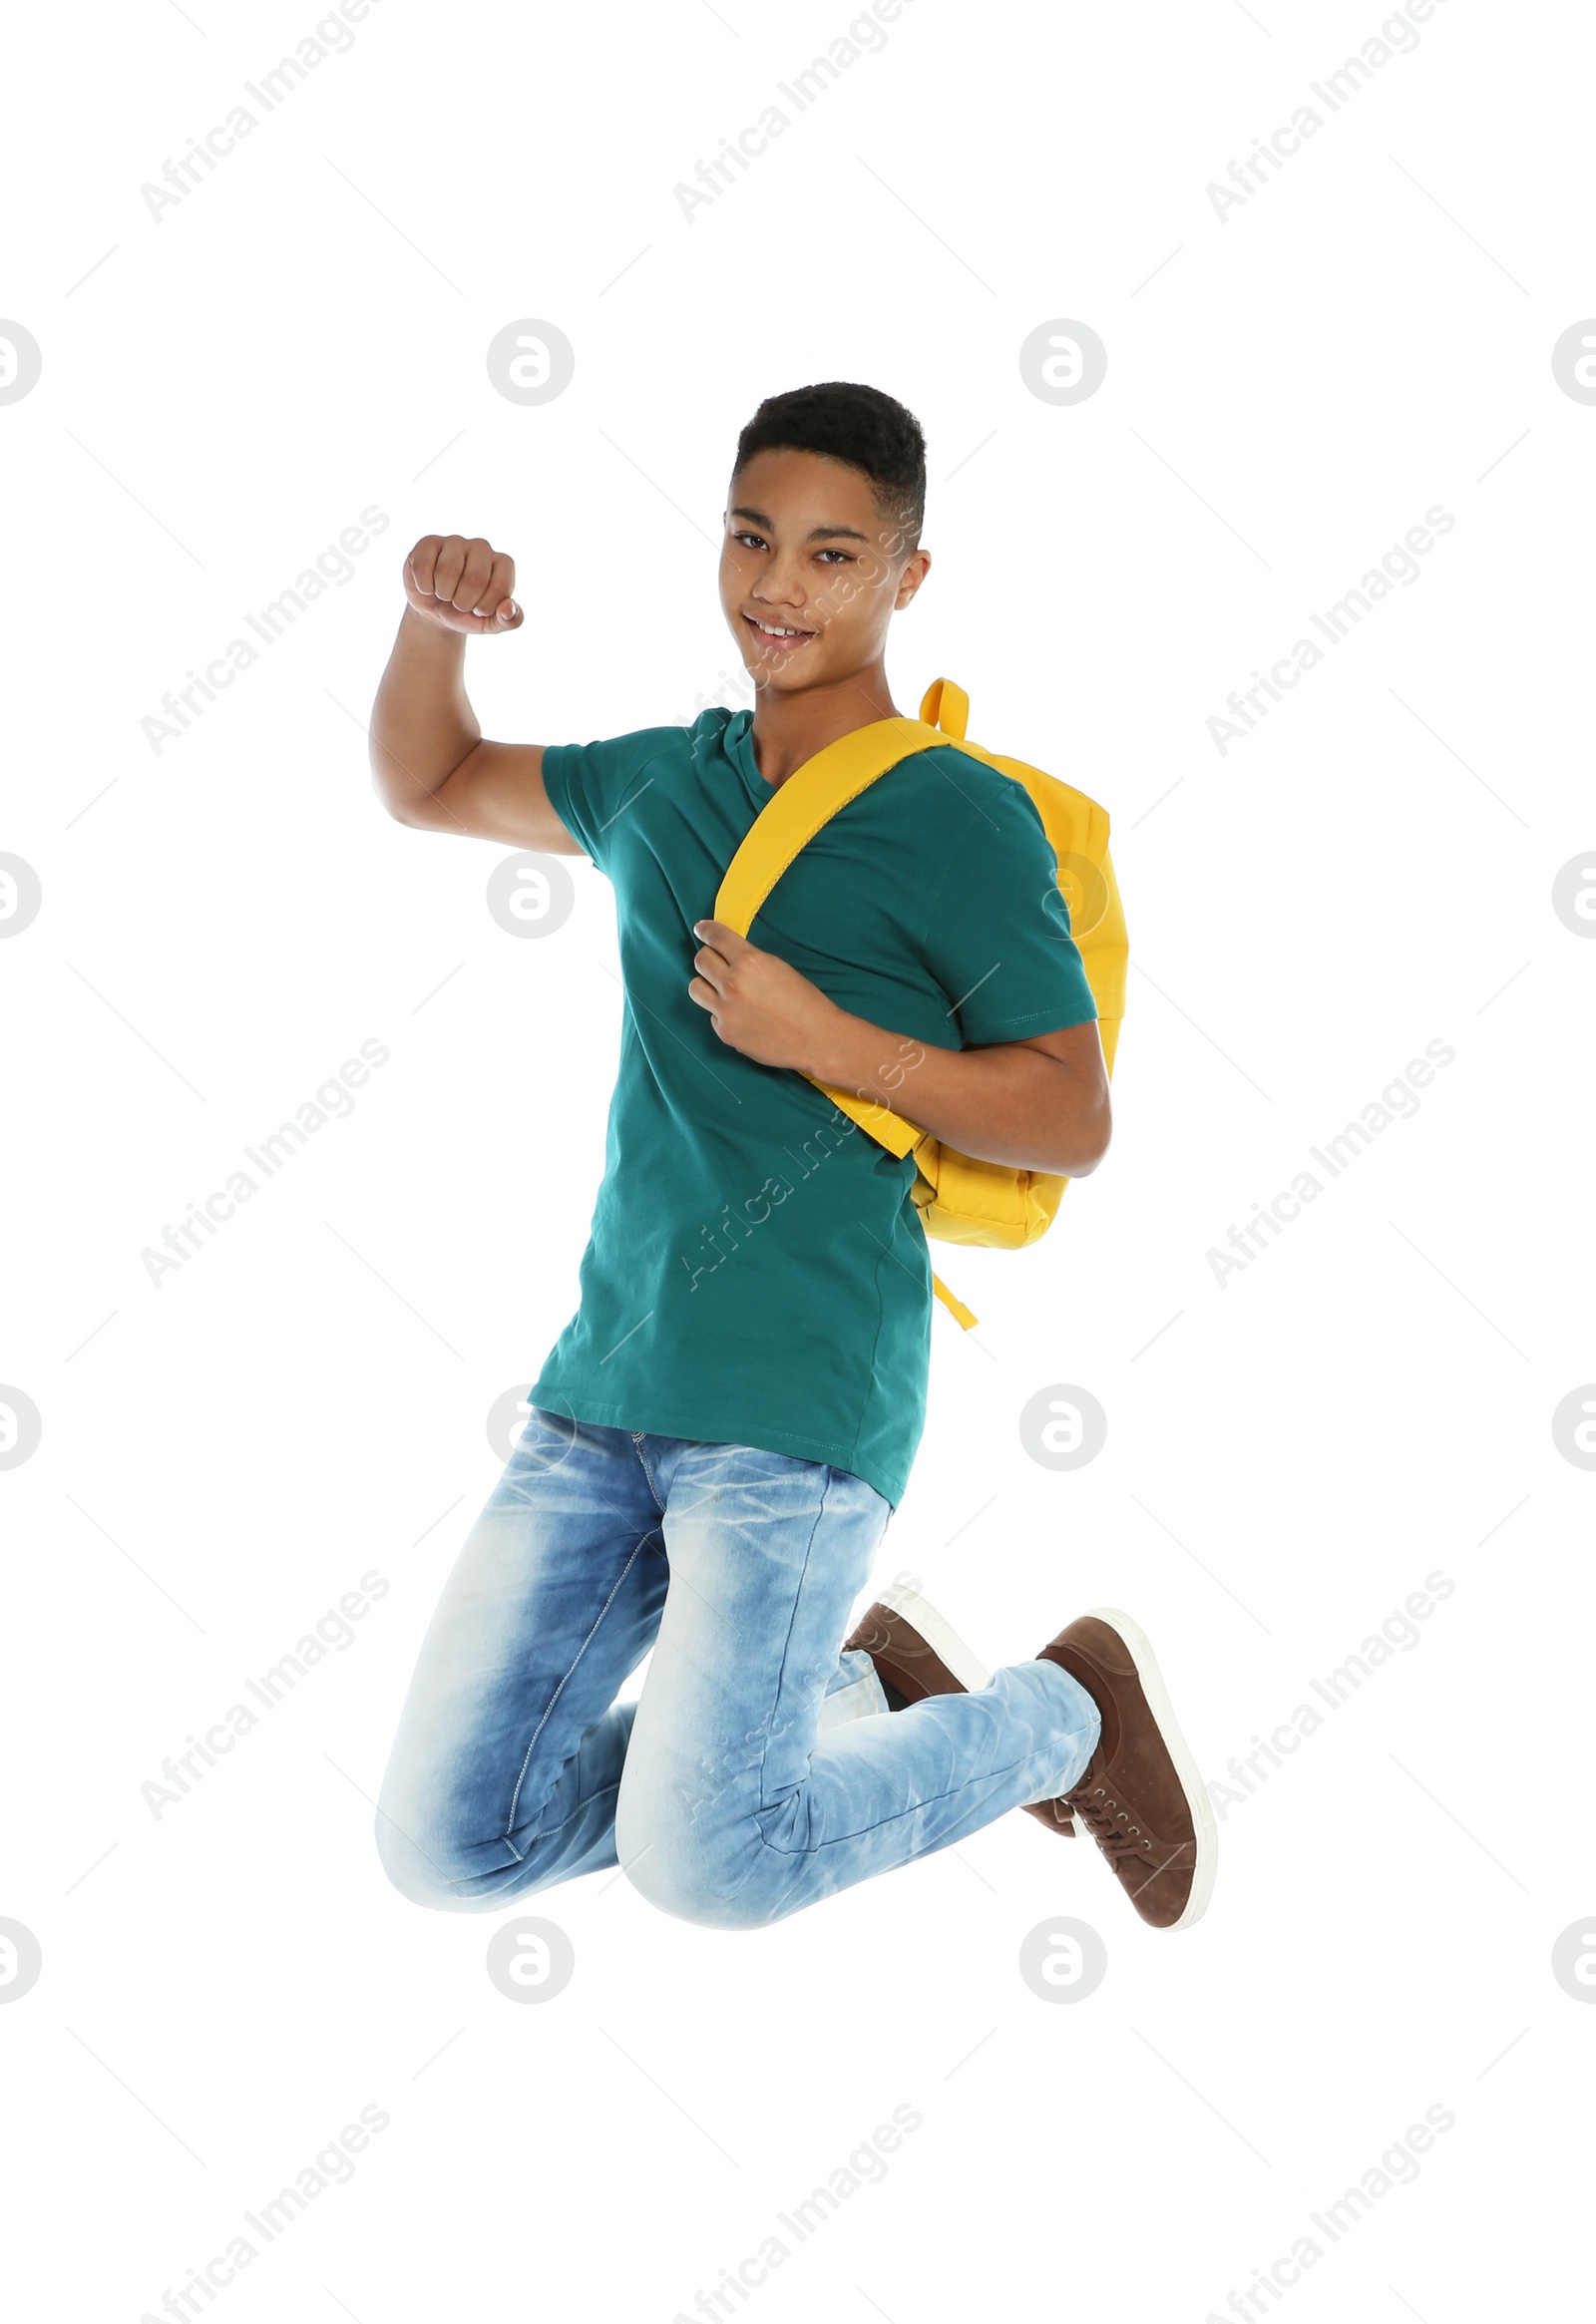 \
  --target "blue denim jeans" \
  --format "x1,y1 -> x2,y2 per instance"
375,1409 -> 1100,1929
